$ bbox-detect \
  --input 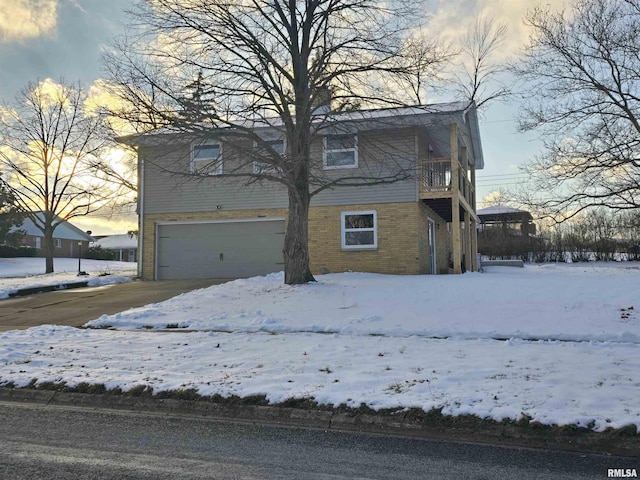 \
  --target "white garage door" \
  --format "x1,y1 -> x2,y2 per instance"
156,220 -> 285,280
